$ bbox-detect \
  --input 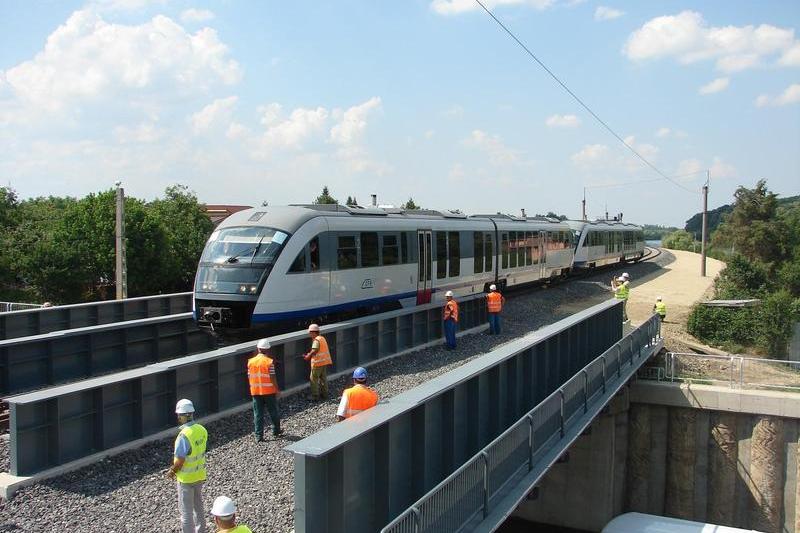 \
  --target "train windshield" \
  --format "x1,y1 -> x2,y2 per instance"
196,227 -> 288,295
